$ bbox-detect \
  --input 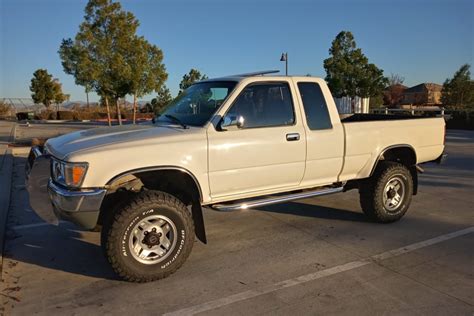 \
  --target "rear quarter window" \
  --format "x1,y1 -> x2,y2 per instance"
297,82 -> 332,130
